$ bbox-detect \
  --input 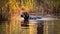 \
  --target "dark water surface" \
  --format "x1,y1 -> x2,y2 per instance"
0,18 -> 60,34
